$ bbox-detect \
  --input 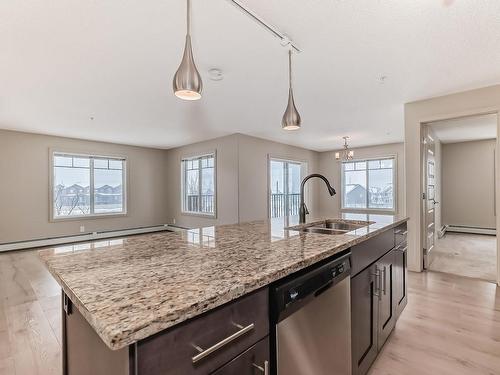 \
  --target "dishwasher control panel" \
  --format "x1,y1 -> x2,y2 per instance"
272,253 -> 351,322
